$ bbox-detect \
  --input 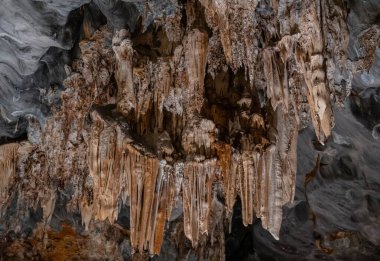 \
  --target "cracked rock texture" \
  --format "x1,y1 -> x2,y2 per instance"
0,0 -> 380,260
